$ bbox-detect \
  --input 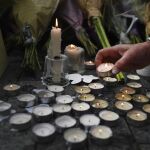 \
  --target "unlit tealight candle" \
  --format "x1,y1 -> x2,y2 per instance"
56,95 -> 73,104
